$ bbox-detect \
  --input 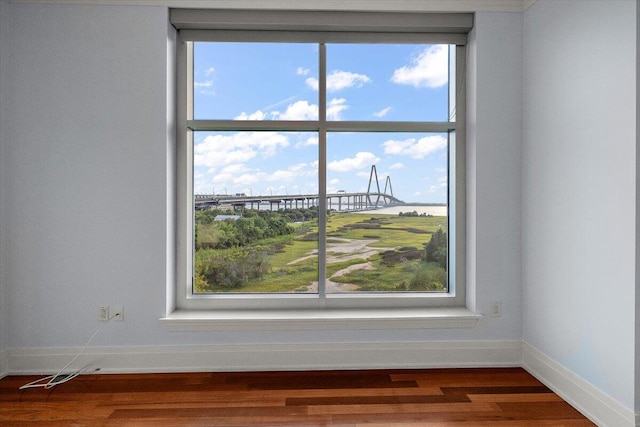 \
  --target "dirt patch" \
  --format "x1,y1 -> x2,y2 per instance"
332,262 -> 374,278
287,238 -> 392,292
305,262 -> 374,293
